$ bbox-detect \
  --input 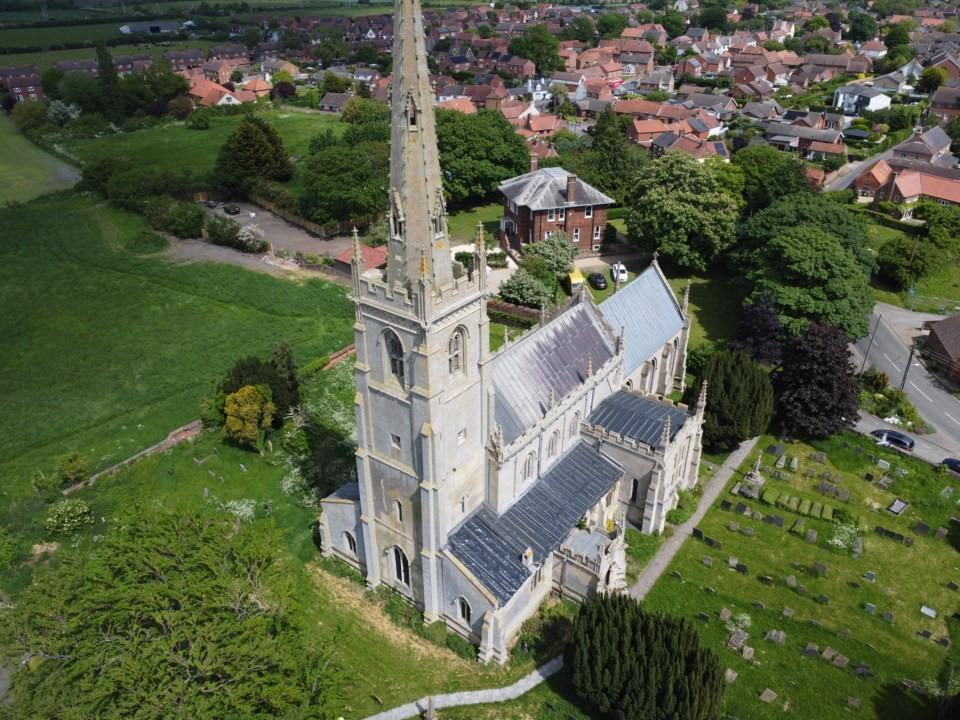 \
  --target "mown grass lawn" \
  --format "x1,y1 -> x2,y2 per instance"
0,113 -> 77,204
57,107 -> 341,177
447,201 -> 502,245
0,193 -> 354,516
643,431 -> 960,720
